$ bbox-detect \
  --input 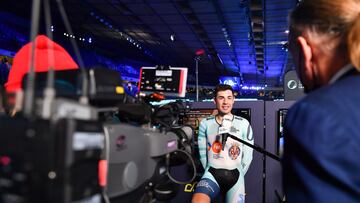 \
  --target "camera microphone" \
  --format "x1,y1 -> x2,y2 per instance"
218,115 -> 232,151
221,133 -> 229,151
